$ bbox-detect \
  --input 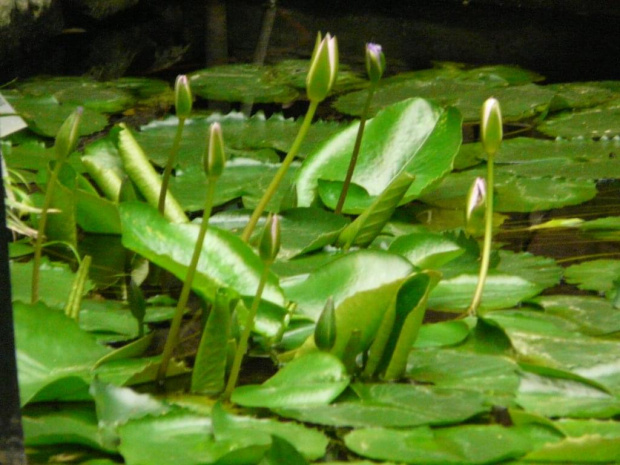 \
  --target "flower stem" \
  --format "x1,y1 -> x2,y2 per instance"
157,177 -> 217,385
468,154 -> 495,317
223,264 -> 271,400
31,161 -> 64,303
158,117 -> 186,215
241,100 -> 319,242
335,83 -> 376,214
